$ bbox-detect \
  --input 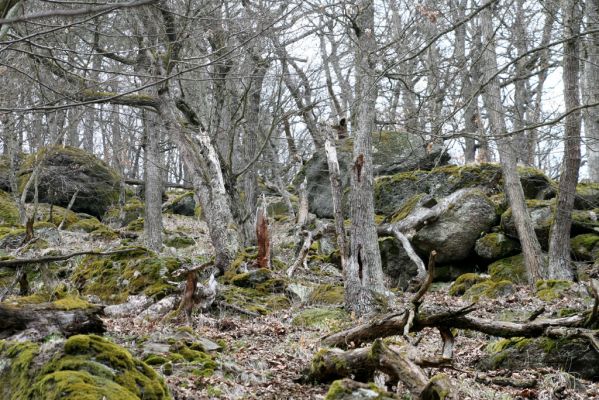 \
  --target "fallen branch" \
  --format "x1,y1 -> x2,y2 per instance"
321,305 -> 590,348
287,223 -> 334,277
0,247 -> 147,269
308,339 -> 454,399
